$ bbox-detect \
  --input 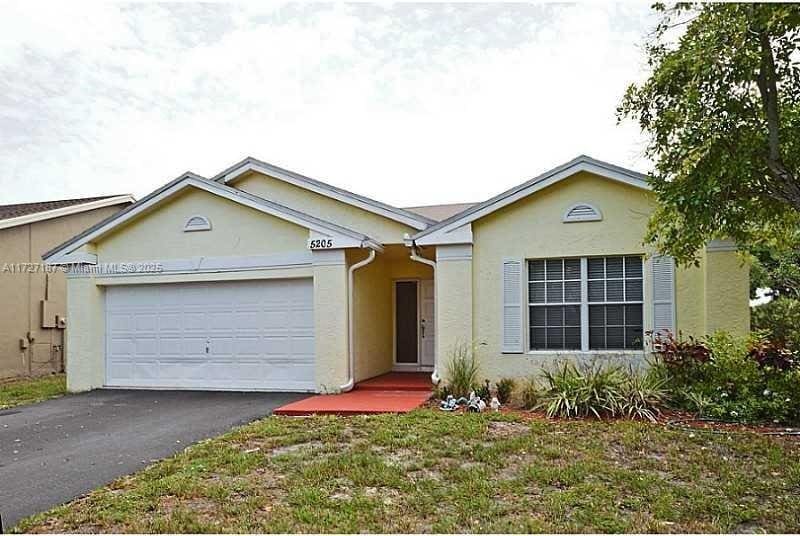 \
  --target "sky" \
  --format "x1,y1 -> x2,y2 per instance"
0,2 -> 657,207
